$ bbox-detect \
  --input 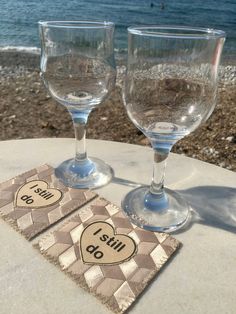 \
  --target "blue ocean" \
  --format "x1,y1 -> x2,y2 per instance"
0,0 -> 235,57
